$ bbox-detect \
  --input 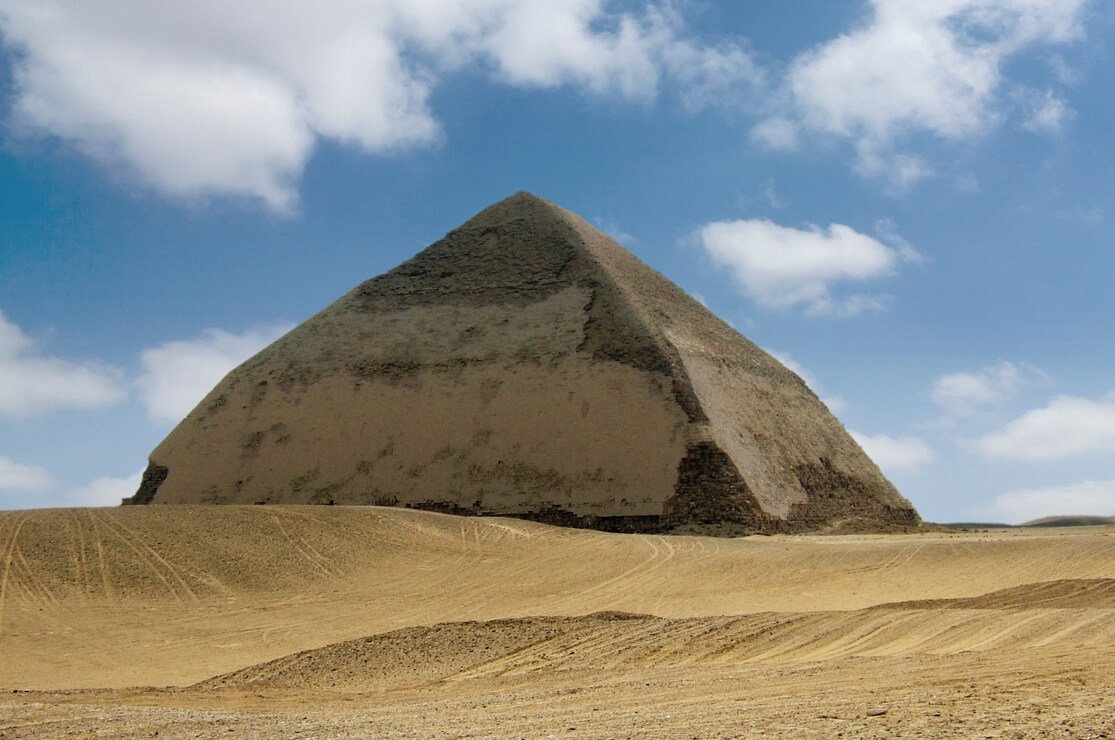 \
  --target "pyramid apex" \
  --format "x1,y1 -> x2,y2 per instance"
508,189 -> 546,201
488,190 -> 562,212
450,191 -> 562,228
